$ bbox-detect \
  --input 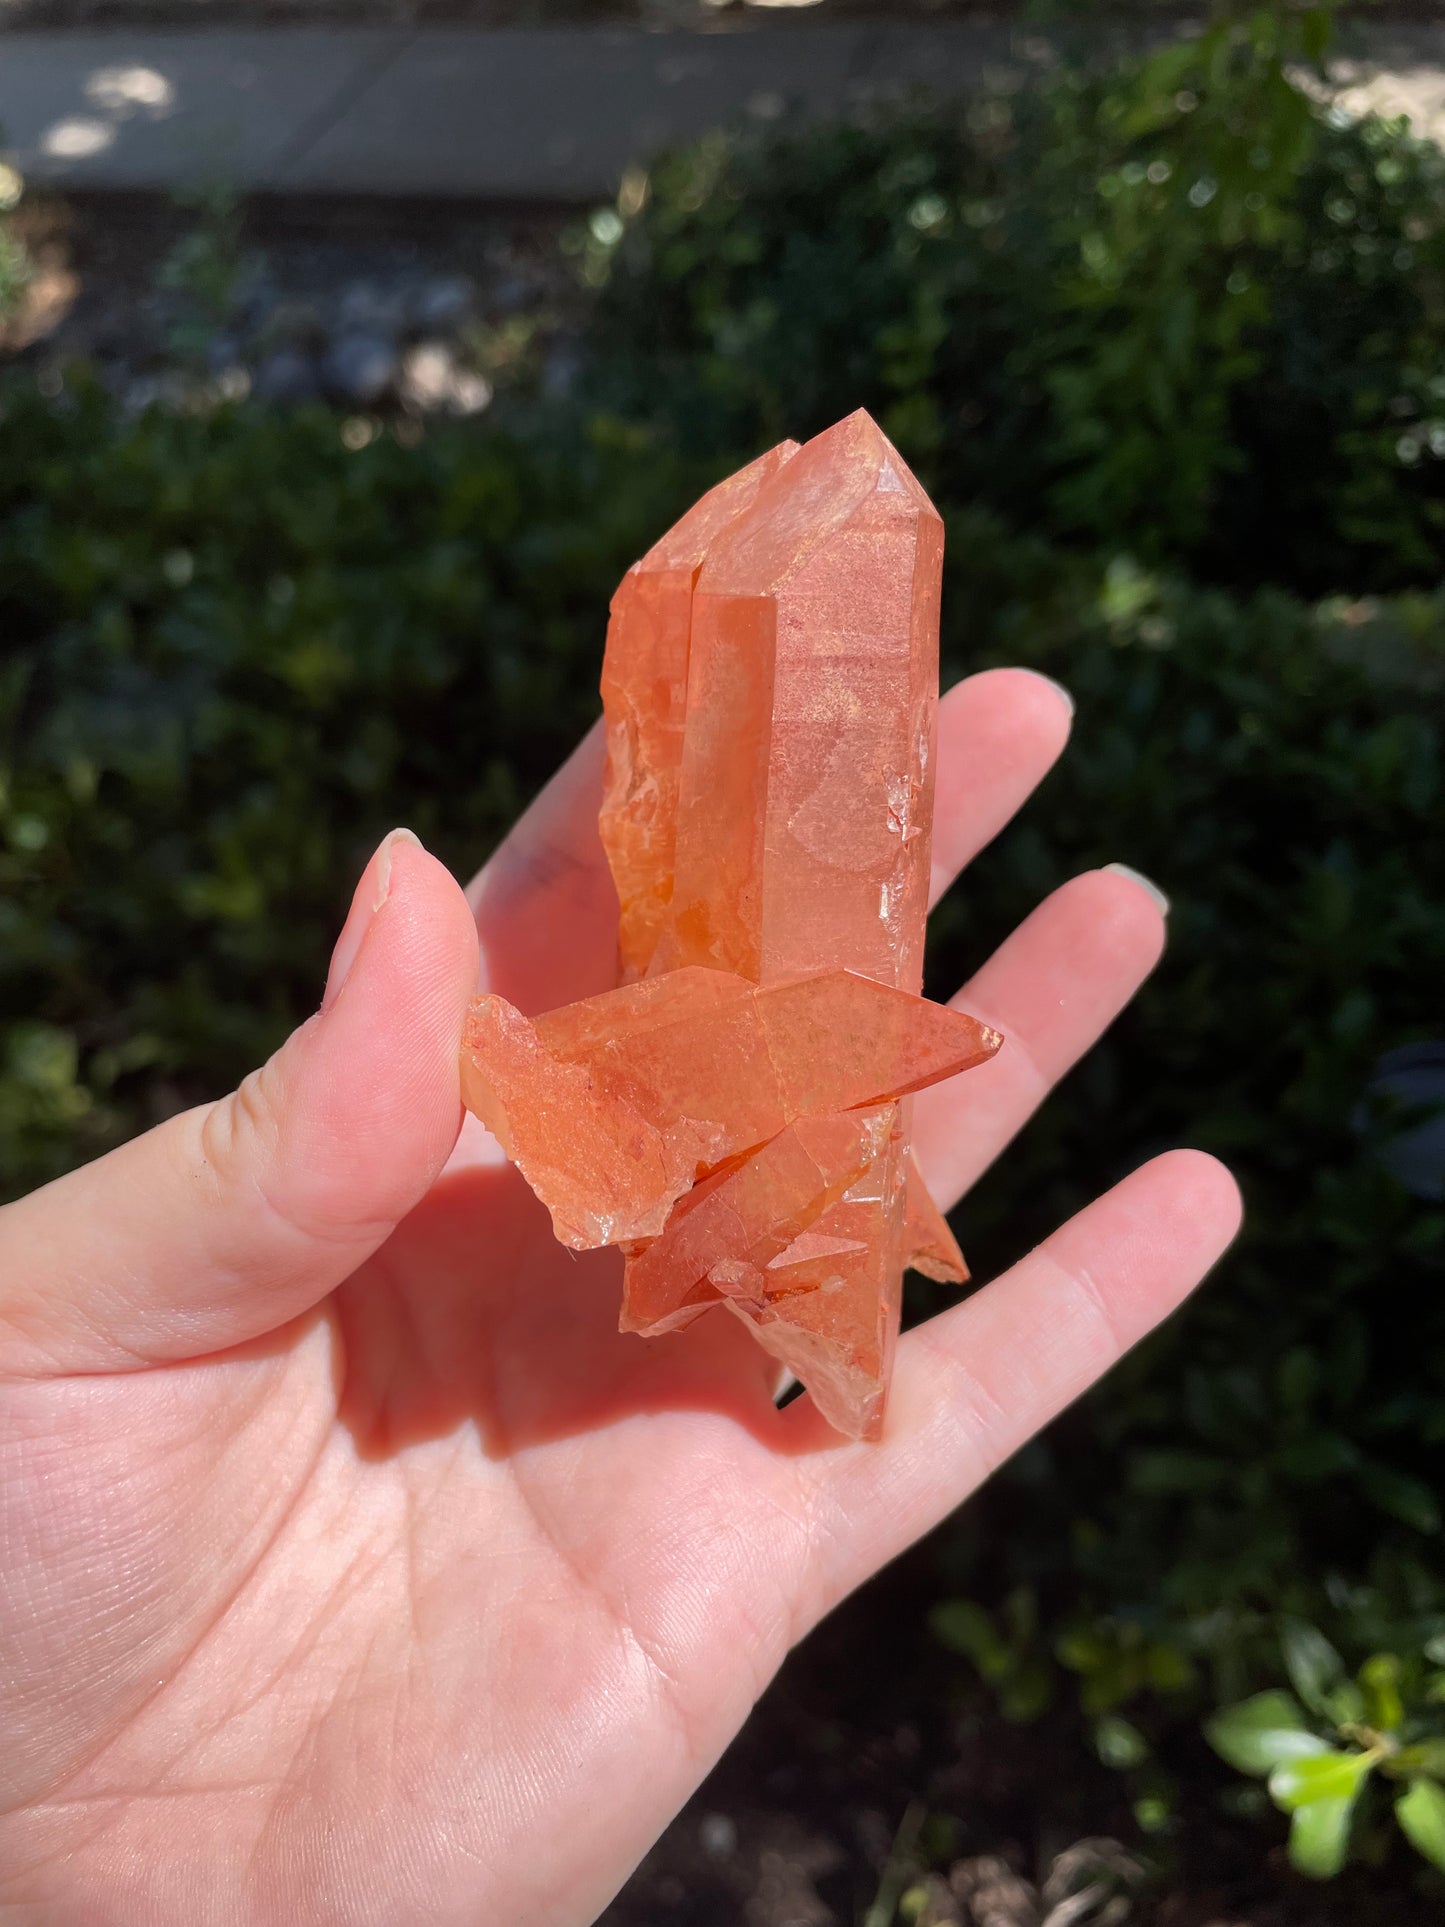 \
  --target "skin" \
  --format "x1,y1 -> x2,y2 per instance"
0,669 -> 1241,1926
